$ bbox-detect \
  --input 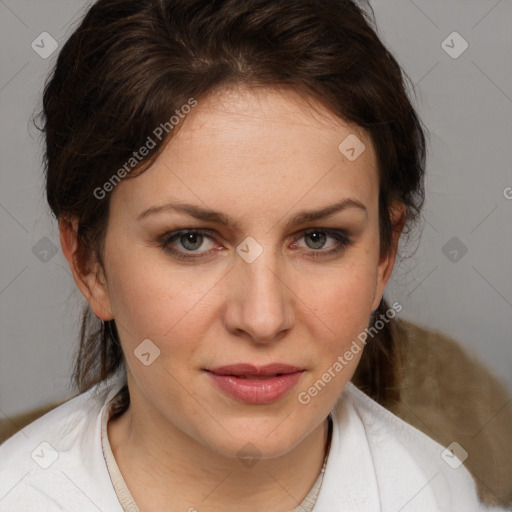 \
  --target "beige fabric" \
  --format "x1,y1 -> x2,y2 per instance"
388,319 -> 512,507
100,392 -> 332,511
100,395 -> 140,512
